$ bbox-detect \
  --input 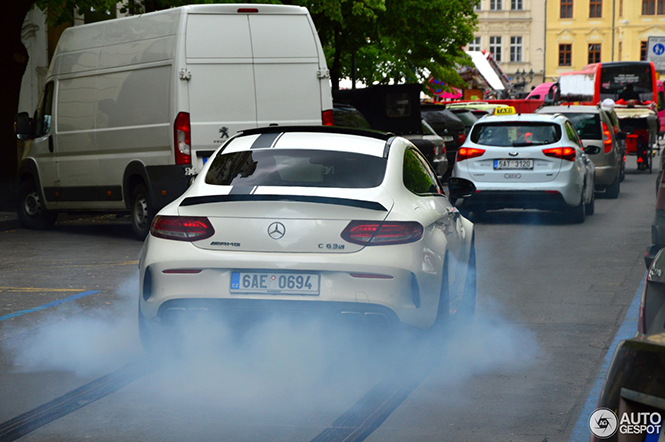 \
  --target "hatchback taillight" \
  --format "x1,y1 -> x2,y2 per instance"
457,133 -> 466,145
174,112 -> 191,165
150,216 -> 215,241
601,122 -> 613,153
456,147 -> 485,161
543,147 -> 576,162
341,221 -> 423,246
